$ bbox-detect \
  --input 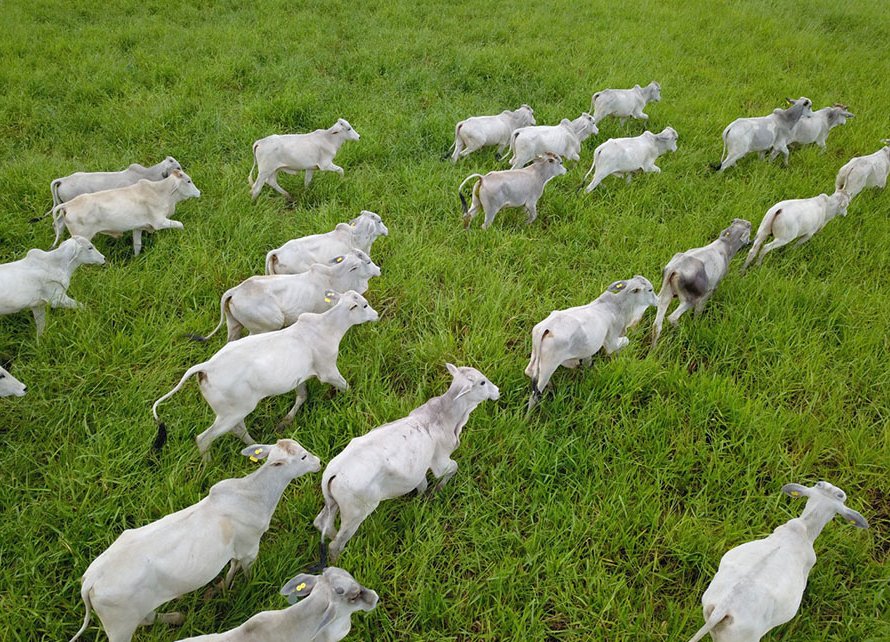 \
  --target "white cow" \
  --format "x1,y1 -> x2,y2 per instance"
265,211 -> 389,275
0,236 -> 105,337
687,481 -> 868,642
68,440 -> 321,642
652,219 -> 751,345
743,190 -> 850,269
50,157 -> 182,208
581,127 -> 678,192
459,153 -> 567,229
525,276 -> 657,411
715,97 -> 812,171
153,291 -> 378,457
590,81 -> 661,125
508,113 -> 598,169
789,104 -> 853,149
835,140 -> 890,199
51,170 -> 200,255
0,366 -> 27,397
249,119 -> 360,200
177,567 -> 378,642
314,364 -> 500,562
193,250 -> 380,342
450,105 -> 535,162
